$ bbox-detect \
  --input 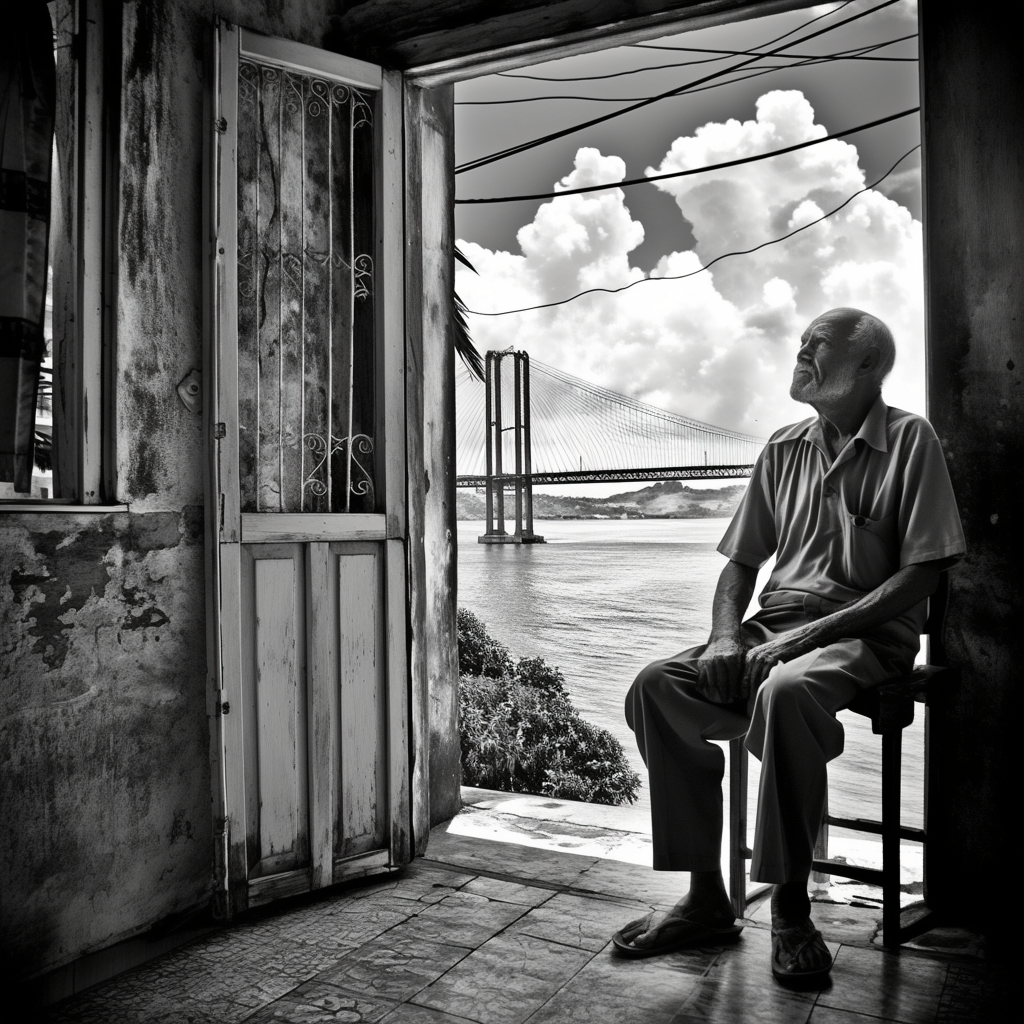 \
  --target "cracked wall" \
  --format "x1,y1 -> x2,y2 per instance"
0,511 -> 210,978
